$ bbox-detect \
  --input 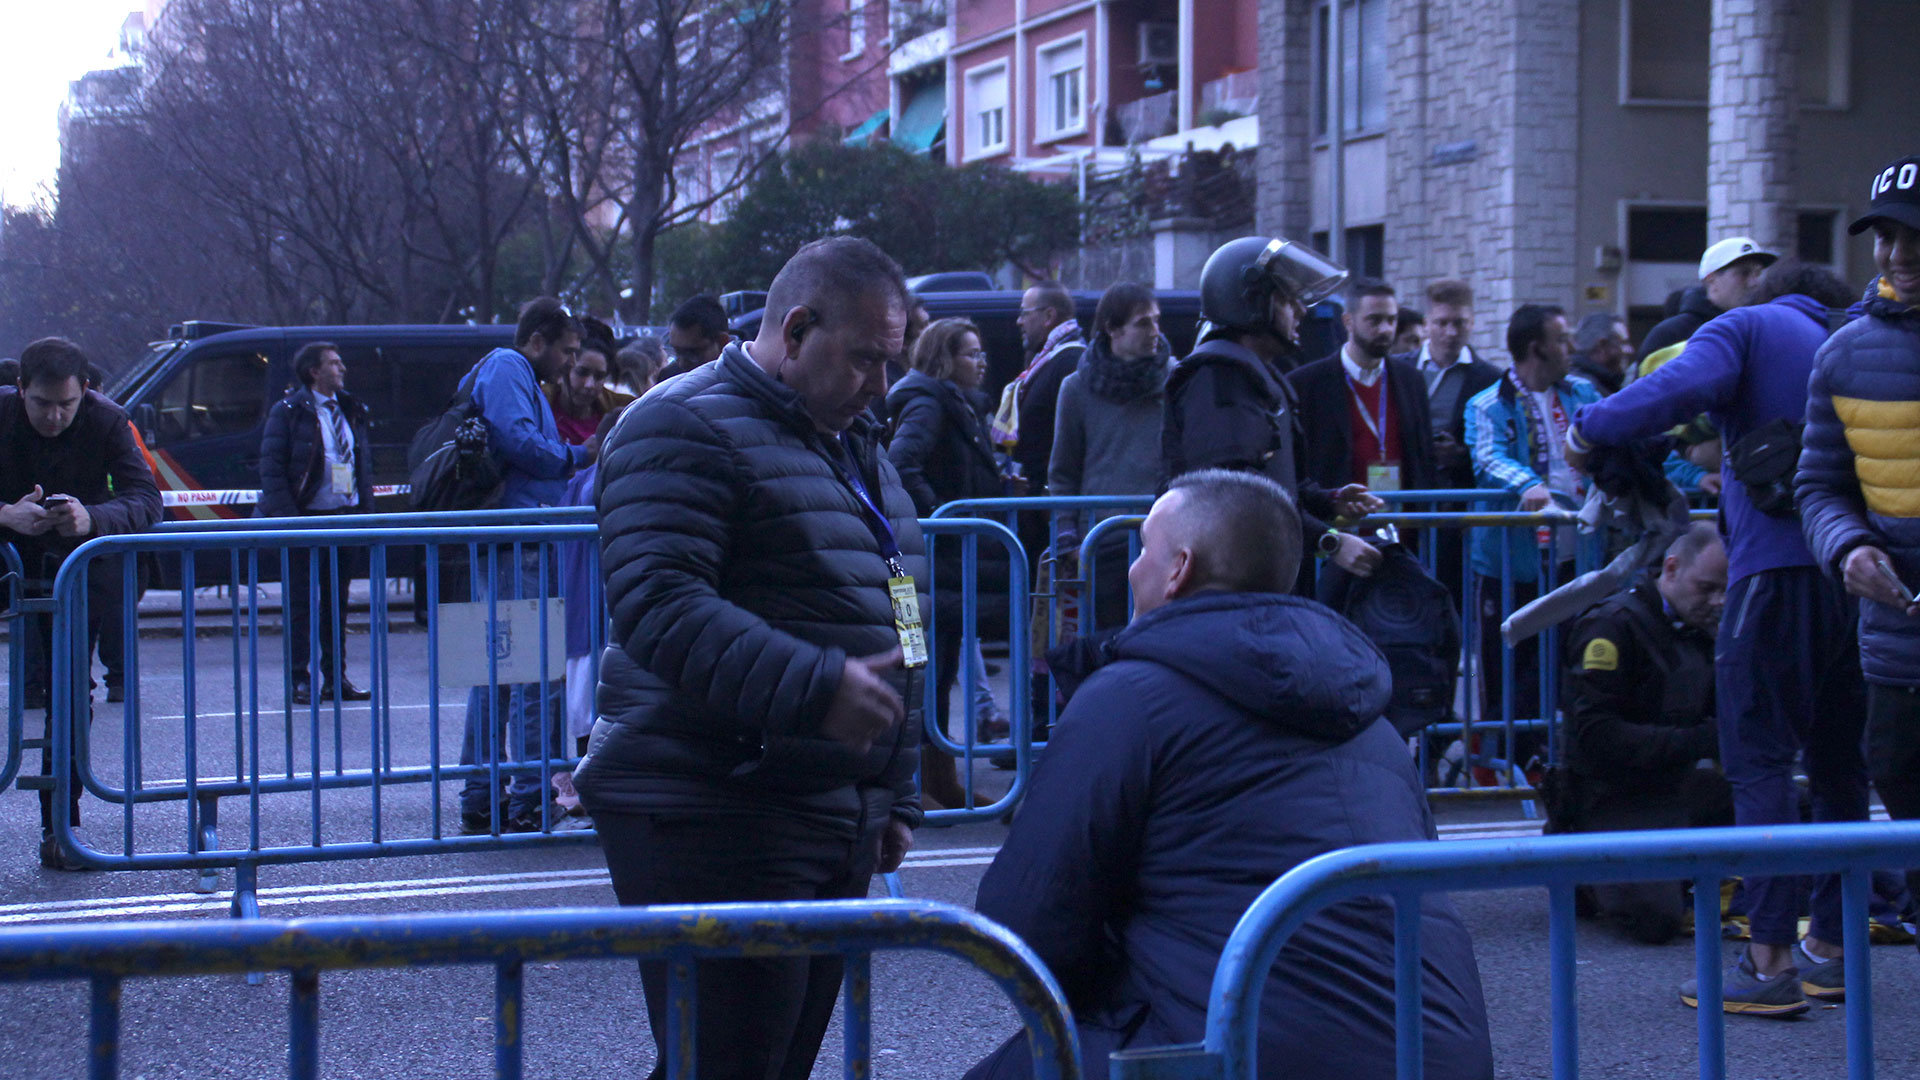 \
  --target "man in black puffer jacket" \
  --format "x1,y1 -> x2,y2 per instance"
258,341 -> 377,704
966,469 -> 1492,1080
576,237 -> 926,1080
